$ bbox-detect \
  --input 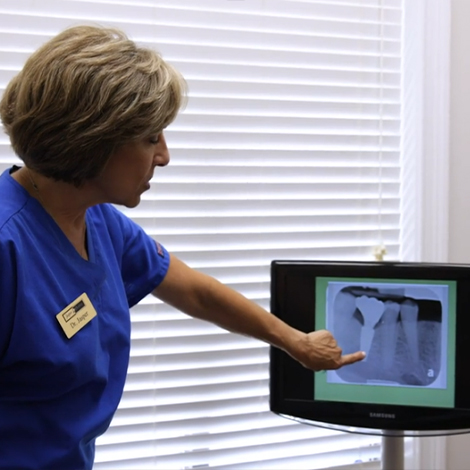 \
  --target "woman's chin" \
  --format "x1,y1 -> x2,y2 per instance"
125,197 -> 141,208
117,192 -> 142,208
